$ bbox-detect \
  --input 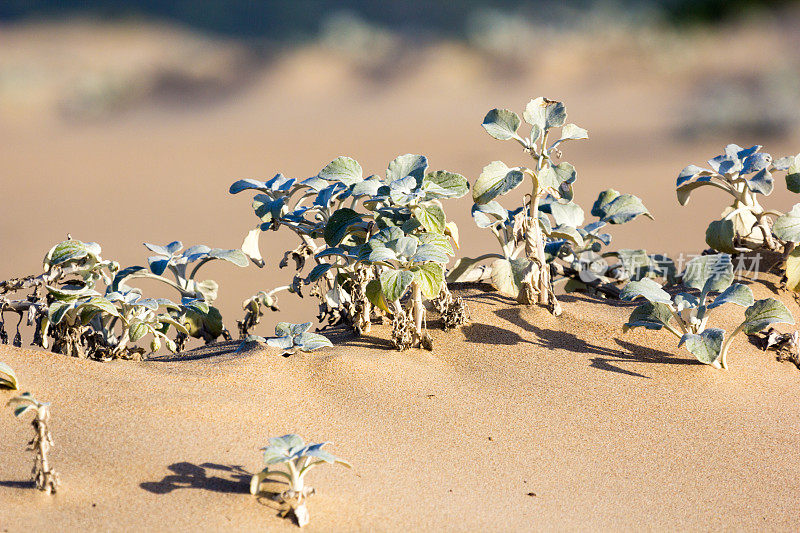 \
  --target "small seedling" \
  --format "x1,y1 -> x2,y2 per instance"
457,98 -> 651,311
621,254 -> 794,368
0,362 -> 19,390
251,322 -> 333,356
237,288 -> 287,338
7,392 -> 59,494
250,434 -> 350,527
